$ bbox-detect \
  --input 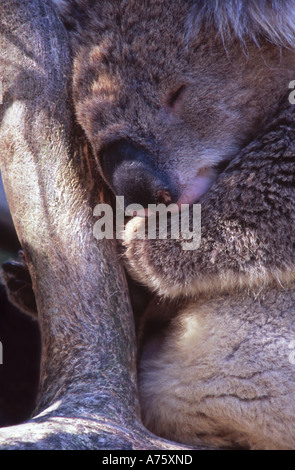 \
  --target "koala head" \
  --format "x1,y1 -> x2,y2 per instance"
54,0 -> 295,208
